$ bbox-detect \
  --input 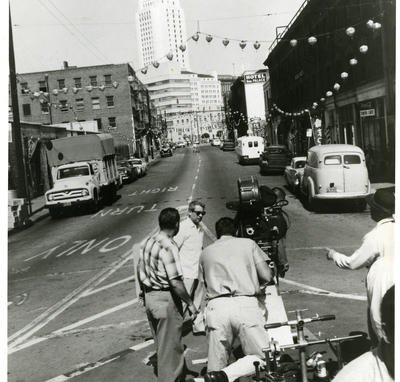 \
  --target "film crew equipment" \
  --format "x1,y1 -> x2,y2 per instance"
227,176 -> 289,285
